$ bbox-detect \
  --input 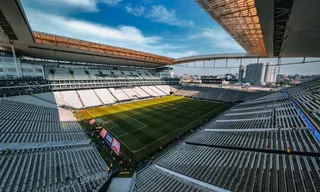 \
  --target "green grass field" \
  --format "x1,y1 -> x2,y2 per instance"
77,96 -> 230,163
